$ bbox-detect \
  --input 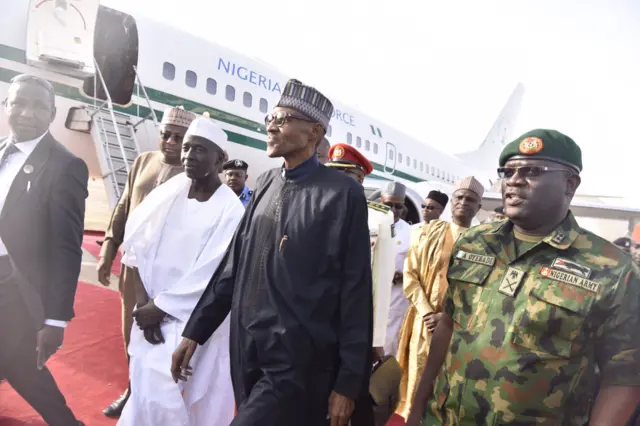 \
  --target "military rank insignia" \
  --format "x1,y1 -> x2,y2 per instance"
498,267 -> 525,297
